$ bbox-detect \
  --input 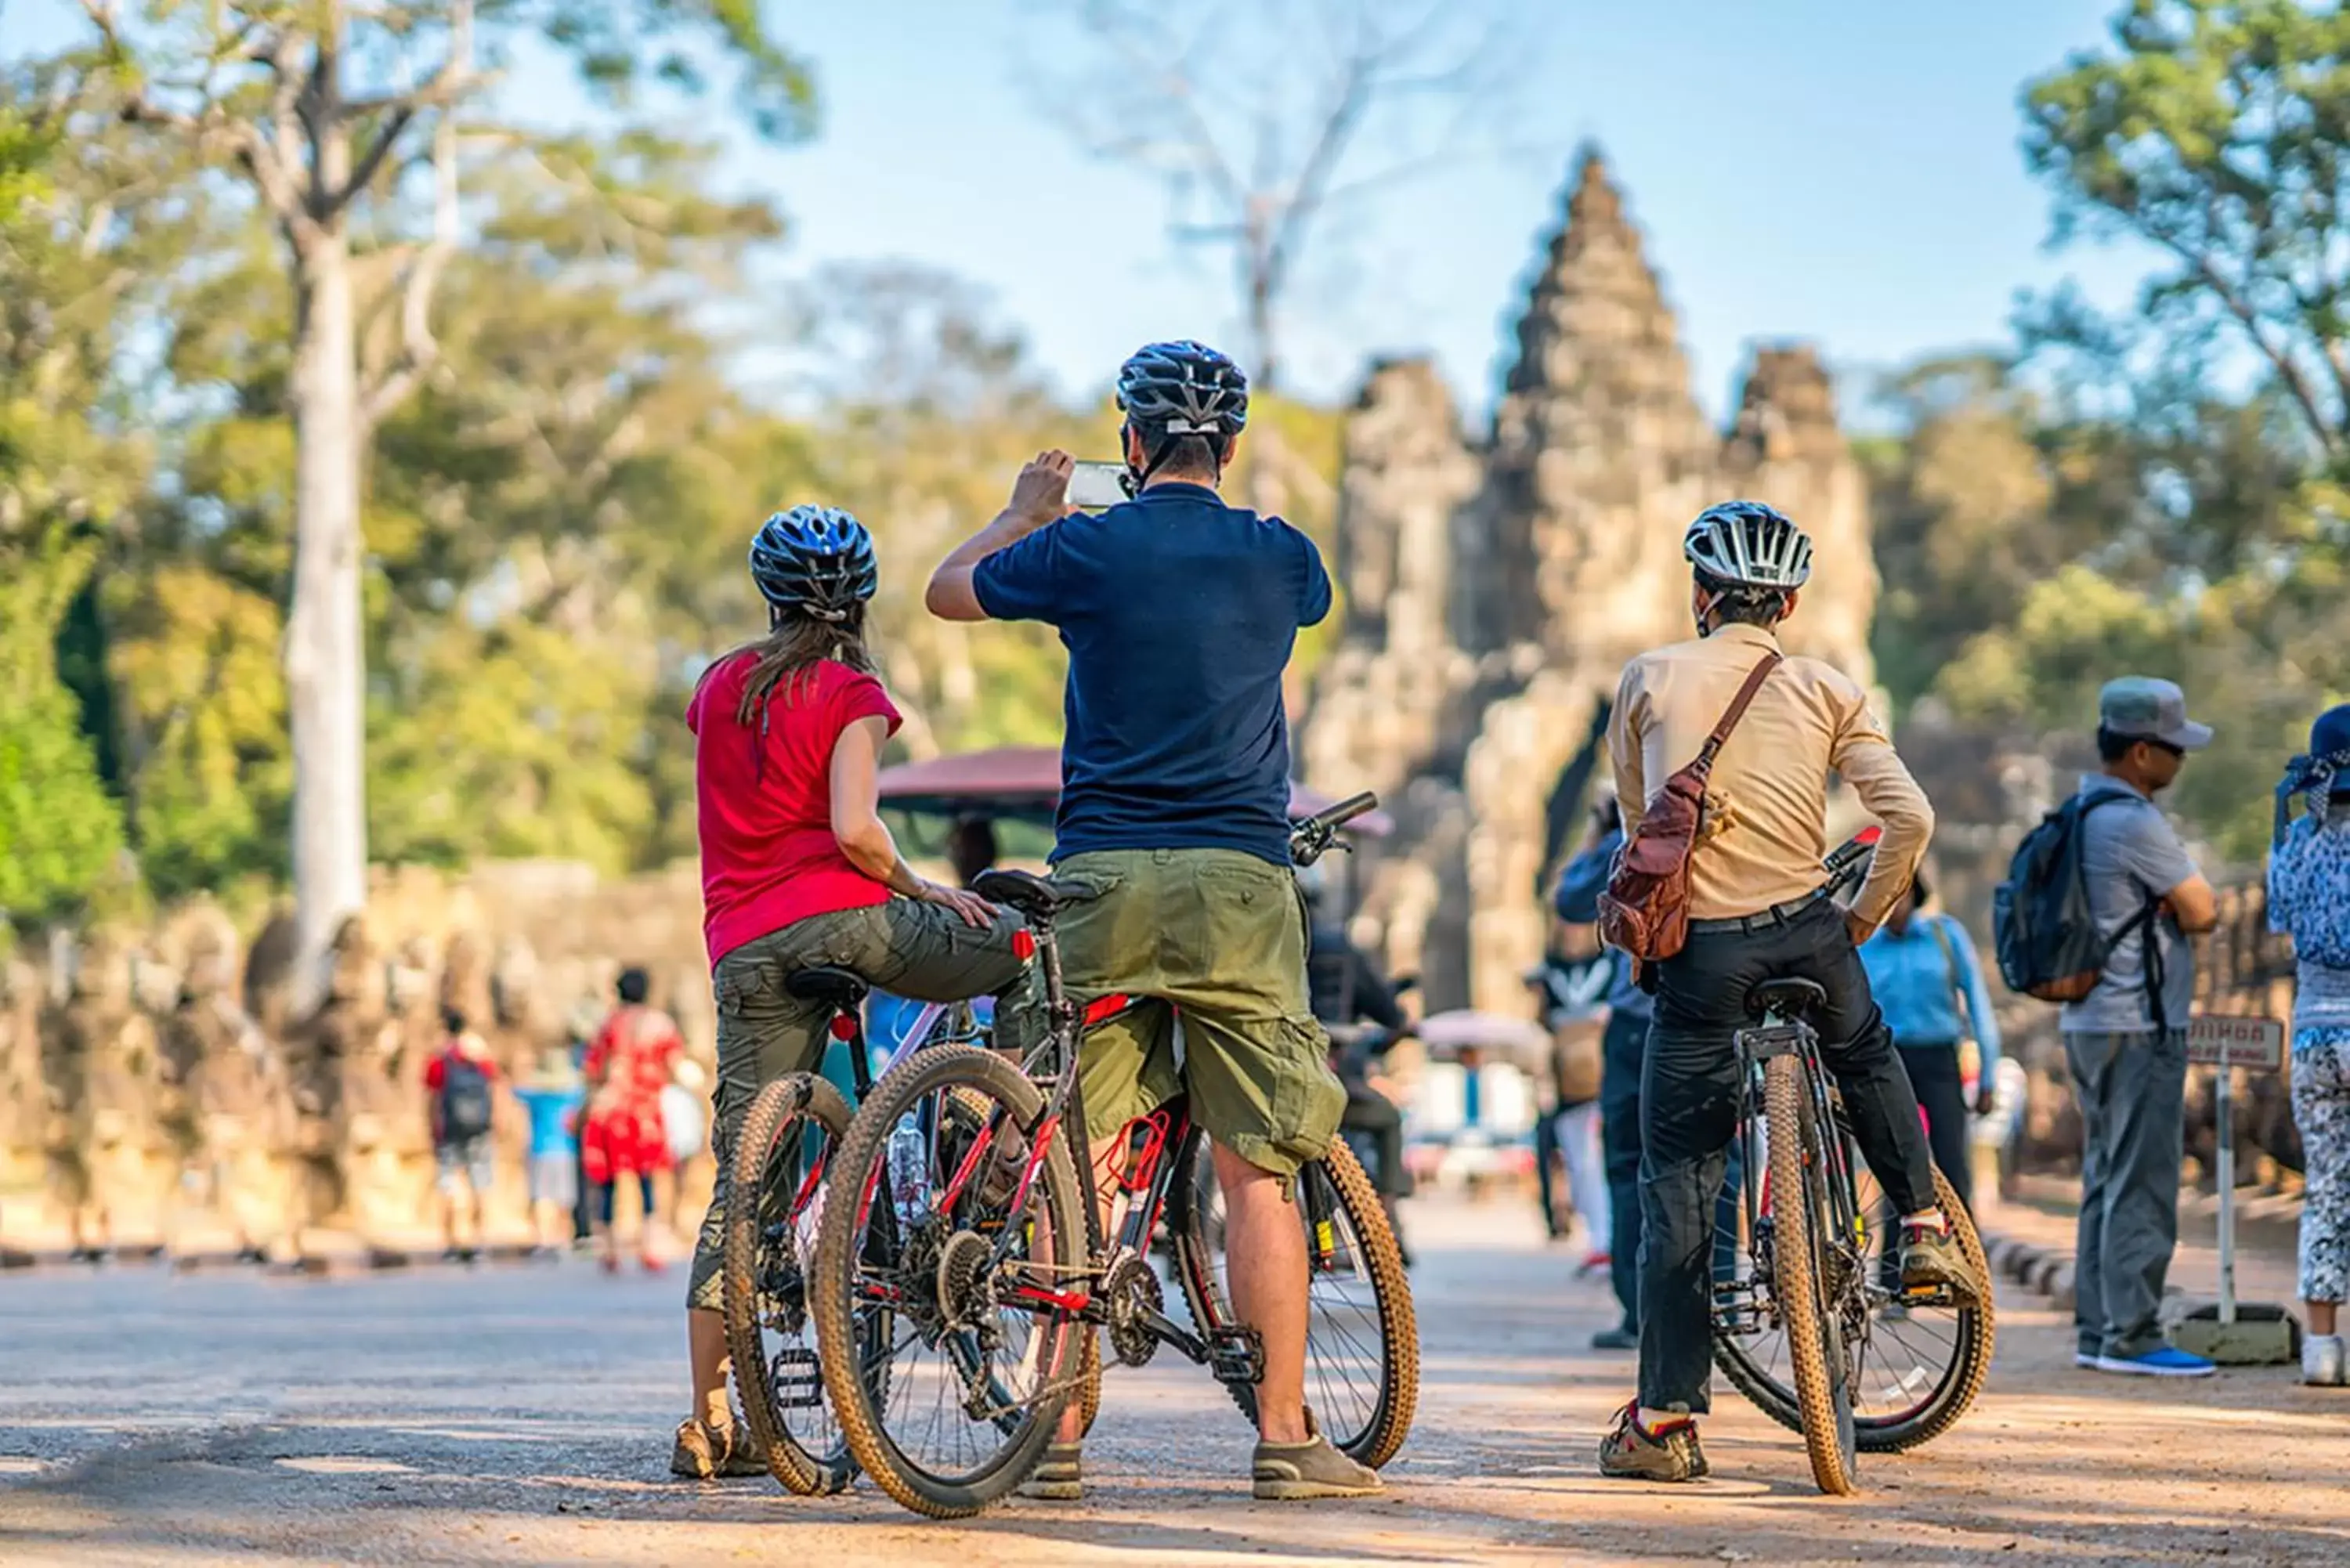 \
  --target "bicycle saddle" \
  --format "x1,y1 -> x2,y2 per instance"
971,869 -> 1099,920
1744,977 -> 1828,1022
786,966 -> 870,1007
